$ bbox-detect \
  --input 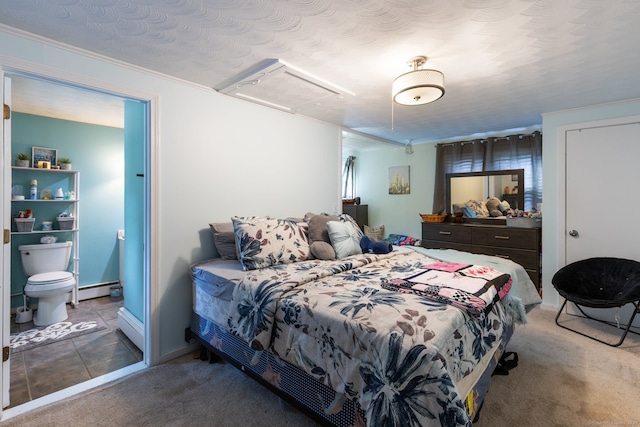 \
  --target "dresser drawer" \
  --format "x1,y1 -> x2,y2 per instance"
421,240 -> 472,252
472,245 -> 538,271
471,227 -> 538,250
422,223 -> 471,244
